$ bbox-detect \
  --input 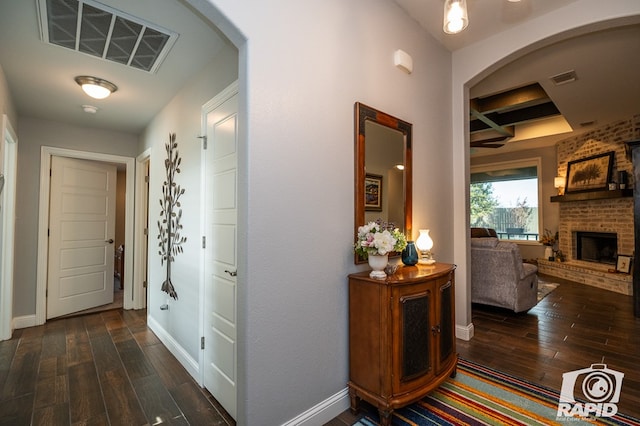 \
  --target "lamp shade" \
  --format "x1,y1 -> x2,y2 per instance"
75,76 -> 117,99
415,229 -> 433,252
443,0 -> 468,34
554,176 -> 565,188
